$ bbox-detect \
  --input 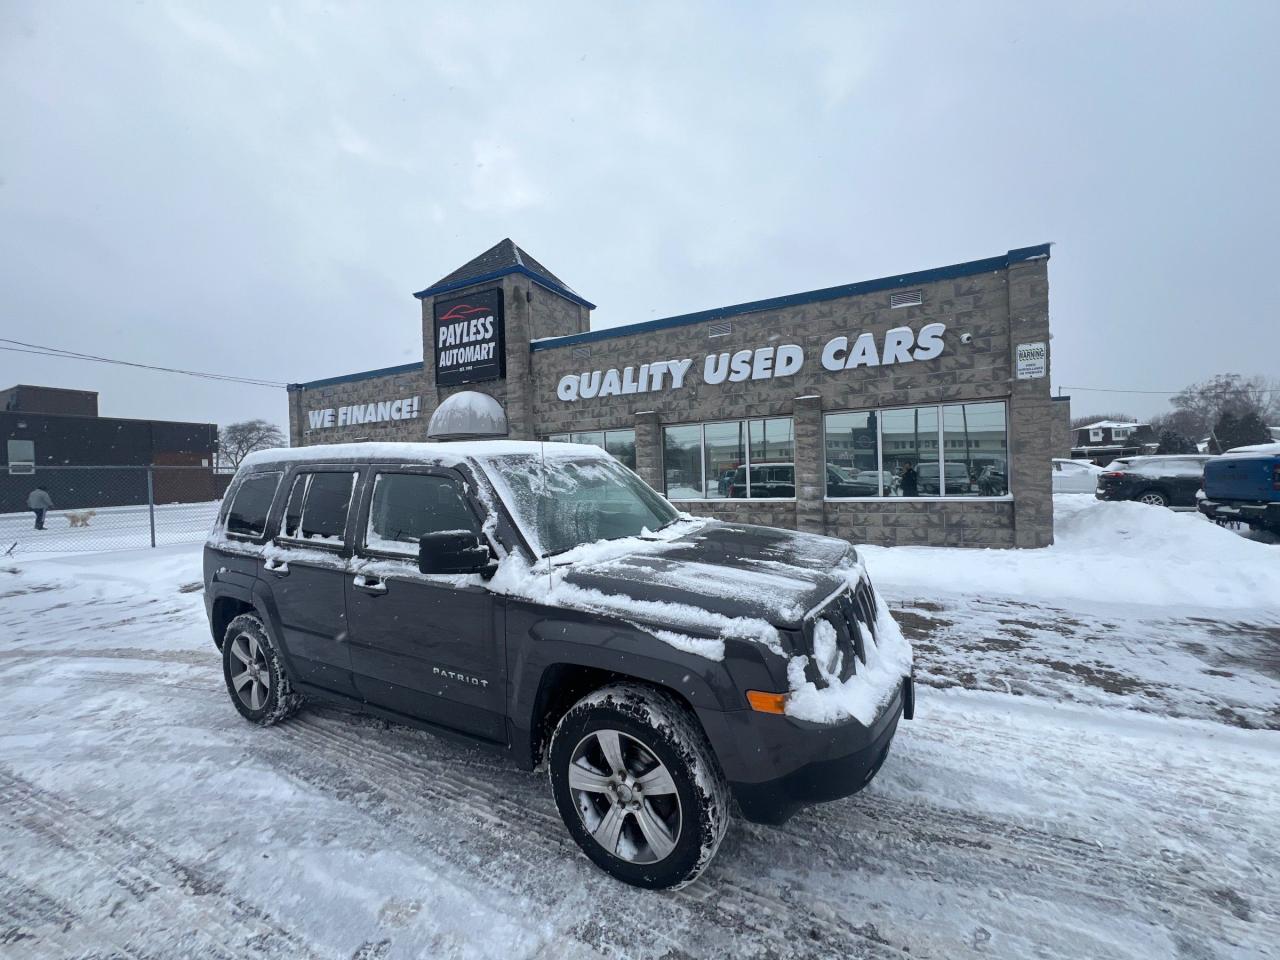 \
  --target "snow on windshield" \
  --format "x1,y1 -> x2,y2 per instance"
477,452 -> 679,557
